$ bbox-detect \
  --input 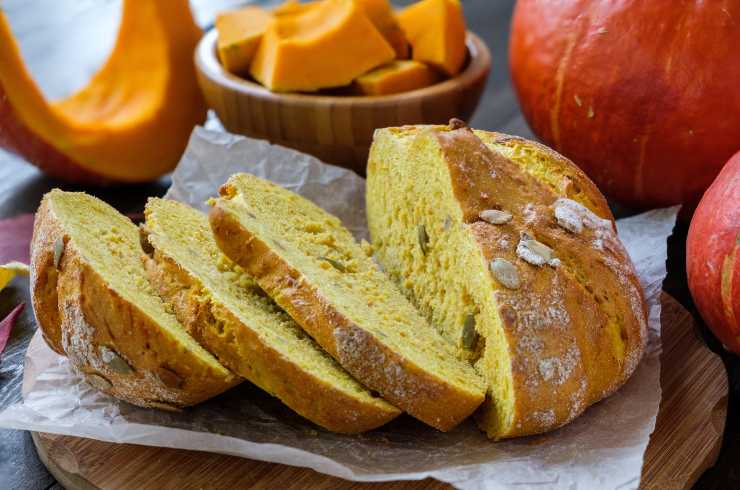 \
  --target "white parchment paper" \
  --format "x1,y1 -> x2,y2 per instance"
0,127 -> 679,489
